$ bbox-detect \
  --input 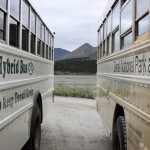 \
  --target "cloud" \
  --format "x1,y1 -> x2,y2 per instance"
29,0 -> 108,51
